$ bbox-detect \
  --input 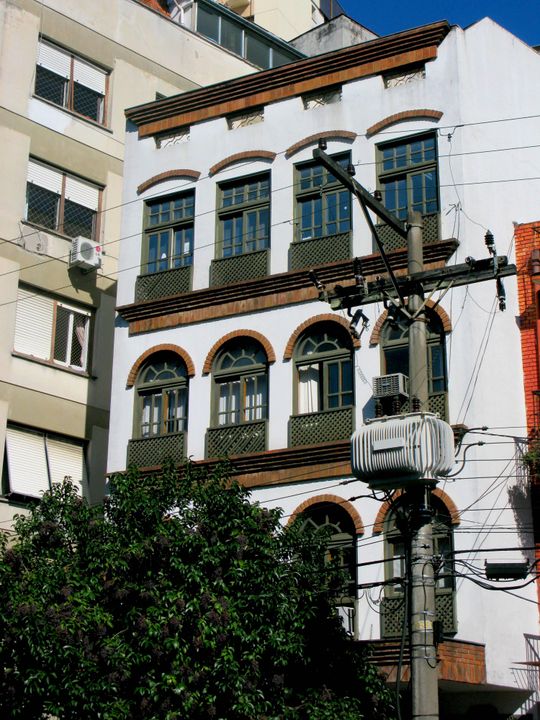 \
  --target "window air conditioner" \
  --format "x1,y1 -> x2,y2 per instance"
373,373 -> 409,399
70,236 -> 102,270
